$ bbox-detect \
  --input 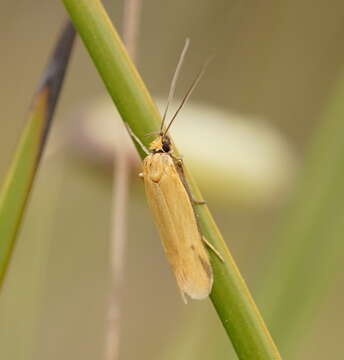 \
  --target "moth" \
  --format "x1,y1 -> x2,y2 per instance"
128,39 -> 221,302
